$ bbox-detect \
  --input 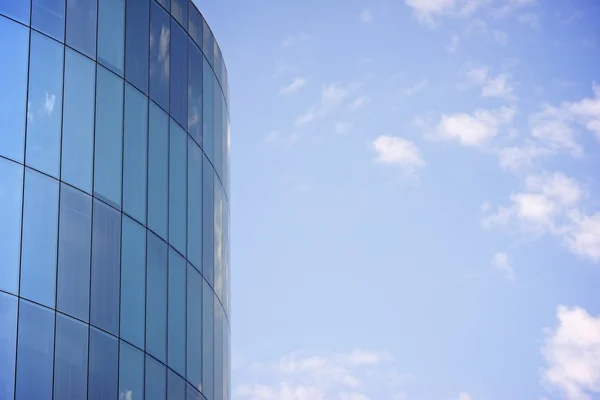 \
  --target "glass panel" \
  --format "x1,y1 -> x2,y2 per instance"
168,249 -> 186,375
146,356 -> 167,400
121,216 -> 146,349
62,49 -> 95,193
202,56 -> 213,161
0,159 -> 23,295
0,17 -> 28,162
187,139 -> 202,270
32,0 -> 65,41
91,199 -> 121,335
98,0 -> 125,75
125,0 -> 149,93
188,39 -> 202,145
214,182 -> 223,301
187,384 -> 201,400
148,102 -> 169,239
119,342 -> 145,400
150,1 -> 170,111
57,184 -> 92,322
202,280 -> 214,399
169,119 -> 187,254
202,19 -> 214,67
223,201 -> 230,316
0,292 -> 17,400
213,82 -> 223,179
66,0 -> 97,58
187,263 -> 202,389
170,19 -> 188,128
88,328 -> 118,400
146,231 -> 167,363
156,0 -> 169,11
54,314 -> 89,400
168,369 -> 185,400
26,32 -> 64,177
202,156 -> 214,286
20,169 -> 59,308
188,5 -> 202,48
94,66 -> 123,209
214,301 -> 224,400
171,0 -> 187,28
123,84 -> 148,224
0,0 -> 30,24
15,300 -> 54,400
